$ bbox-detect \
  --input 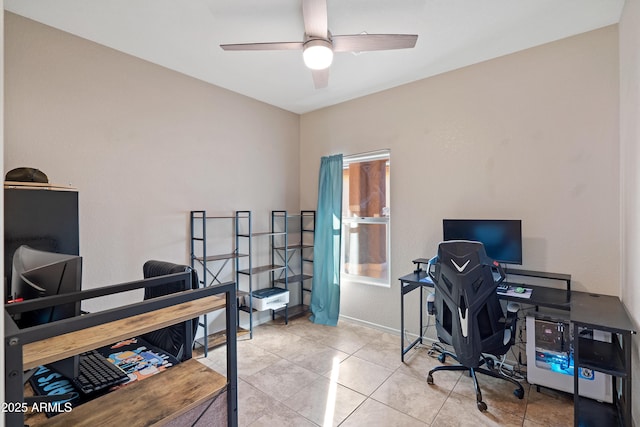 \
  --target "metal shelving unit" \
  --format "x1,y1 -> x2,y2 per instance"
272,210 -> 315,323
190,210 -> 248,355
235,210 -> 286,337
192,210 -> 315,338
